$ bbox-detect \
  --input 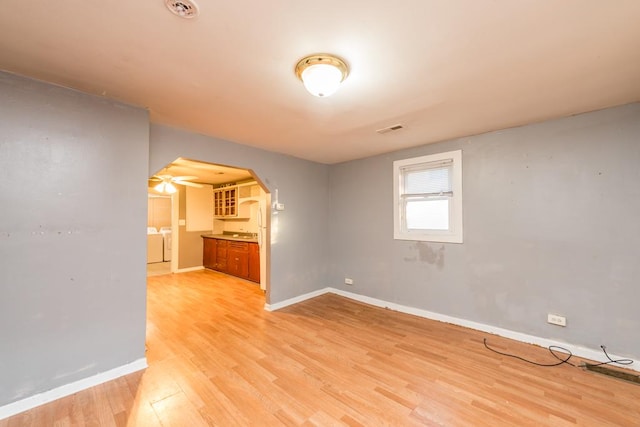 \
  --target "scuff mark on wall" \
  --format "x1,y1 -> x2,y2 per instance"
416,242 -> 445,269
52,363 -> 97,381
